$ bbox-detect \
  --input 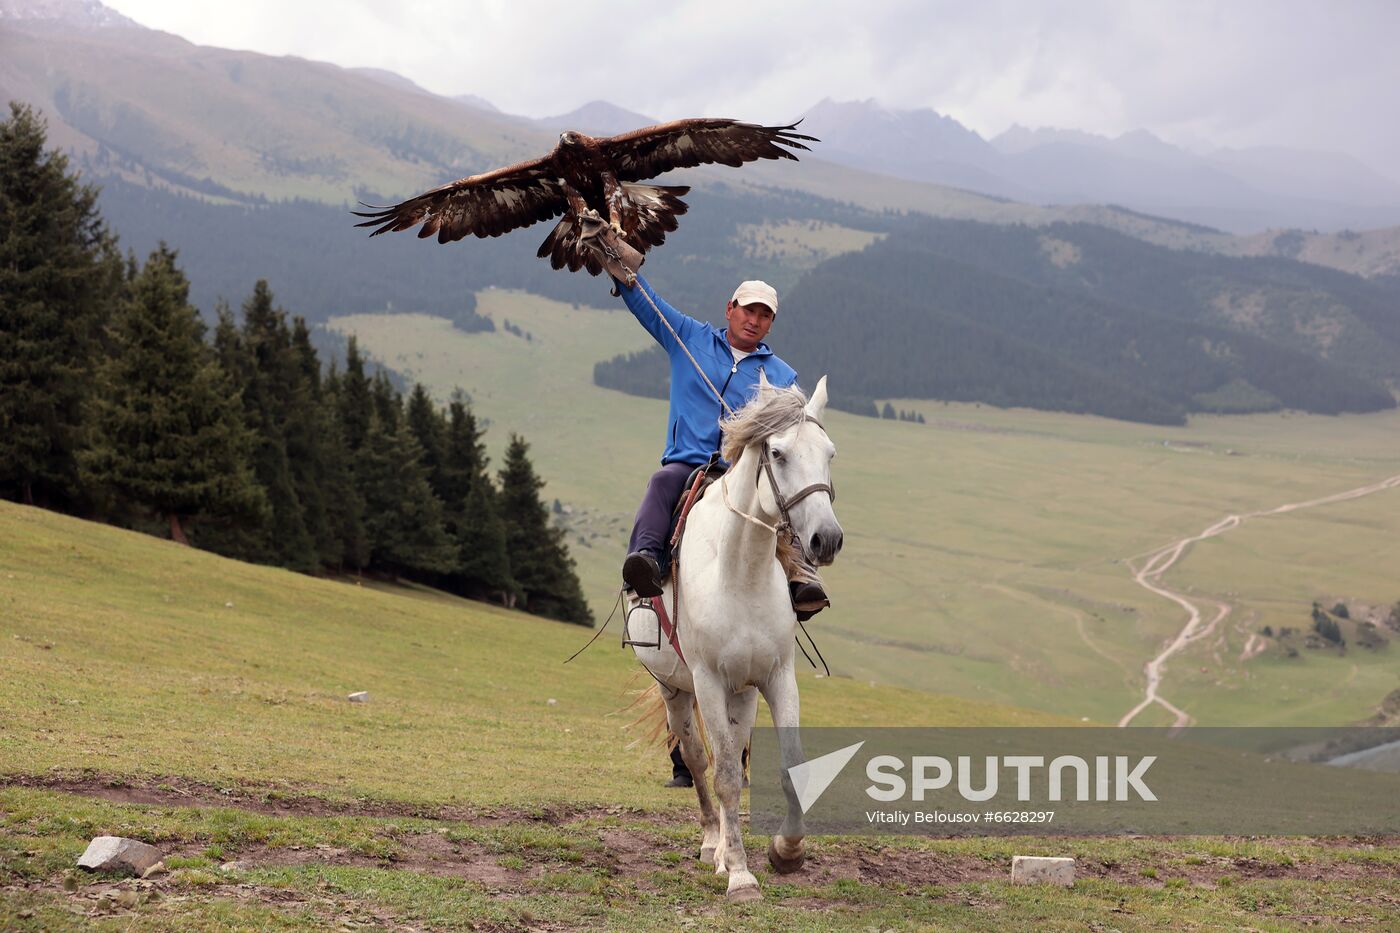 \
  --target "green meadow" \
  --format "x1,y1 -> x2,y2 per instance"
4,501 -> 1400,930
330,287 -> 1400,730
